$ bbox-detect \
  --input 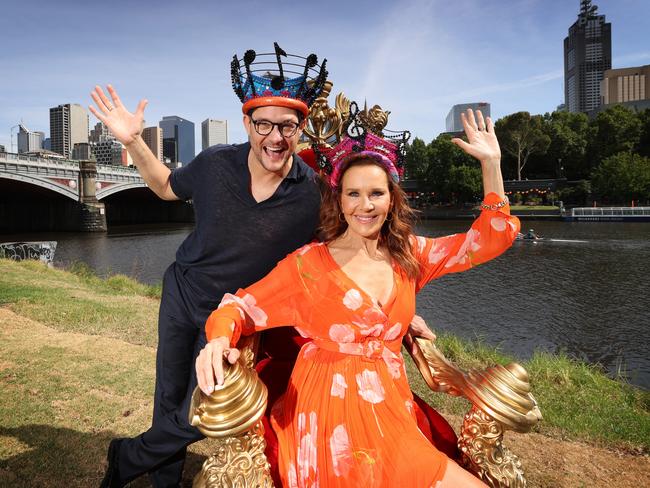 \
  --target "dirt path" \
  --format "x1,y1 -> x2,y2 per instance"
1,308 -> 648,487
